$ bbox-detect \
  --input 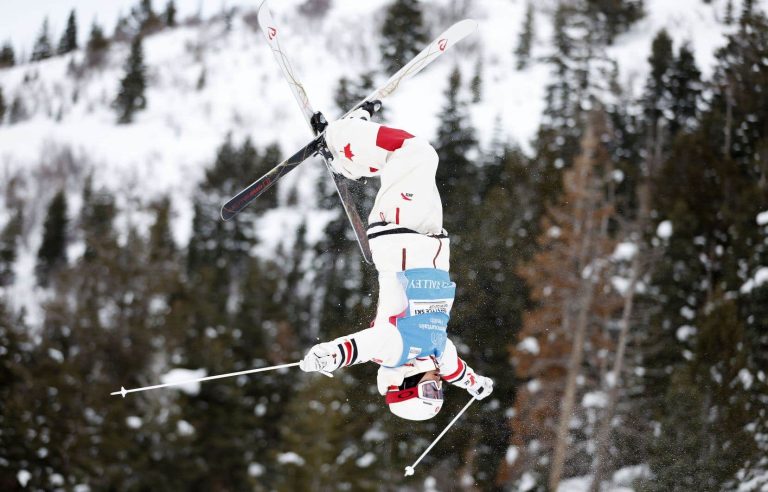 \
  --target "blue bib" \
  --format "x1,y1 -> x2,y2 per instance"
389,268 -> 456,367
